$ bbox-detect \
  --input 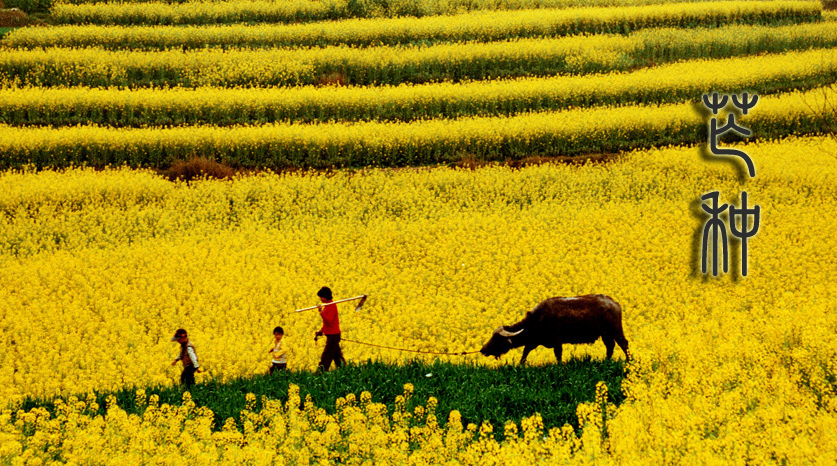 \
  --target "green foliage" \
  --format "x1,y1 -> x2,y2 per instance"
17,358 -> 626,440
